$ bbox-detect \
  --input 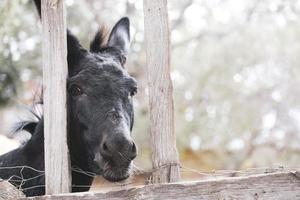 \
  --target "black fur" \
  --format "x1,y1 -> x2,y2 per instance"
13,121 -> 38,135
0,0 -> 137,197
90,29 -> 107,53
